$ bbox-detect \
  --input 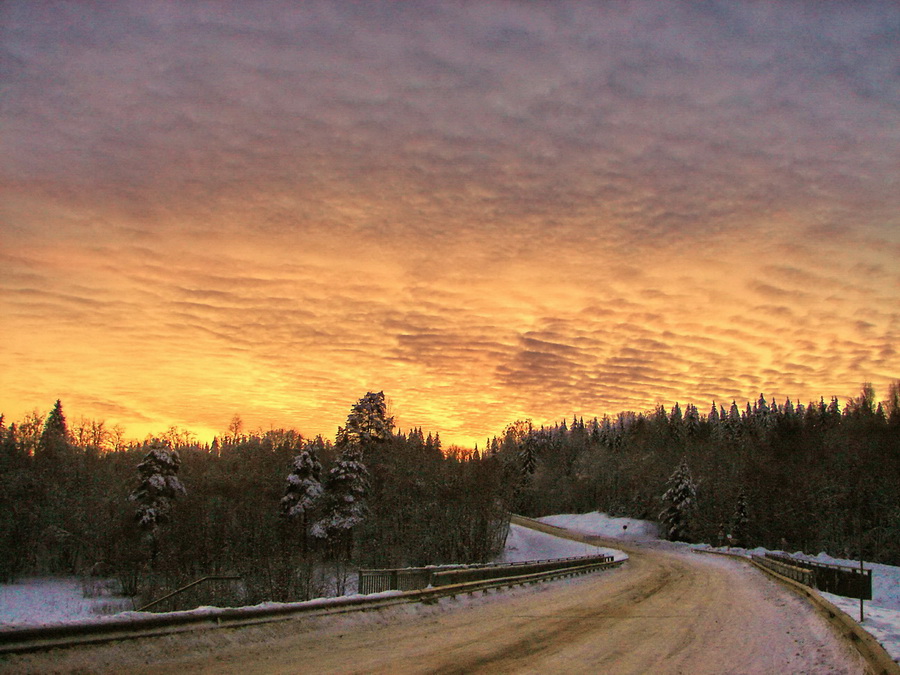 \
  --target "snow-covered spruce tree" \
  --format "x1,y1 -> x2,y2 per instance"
311,444 -> 369,559
658,459 -> 697,542
129,439 -> 186,560
280,445 -> 323,555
